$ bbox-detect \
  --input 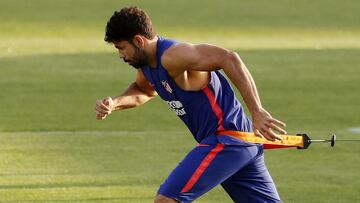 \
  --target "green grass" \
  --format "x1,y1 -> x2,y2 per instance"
1,0 -> 360,57
0,131 -> 227,202
1,49 -> 359,133
0,131 -> 359,202
0,0 -> 360,202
